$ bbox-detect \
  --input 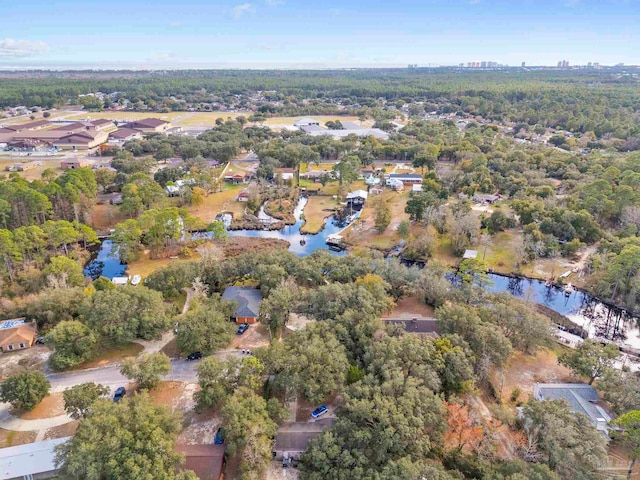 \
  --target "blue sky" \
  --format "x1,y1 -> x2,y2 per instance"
0,0 -> 638,68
